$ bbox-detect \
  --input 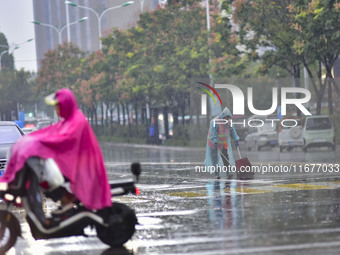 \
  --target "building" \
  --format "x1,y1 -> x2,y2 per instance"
32,0 -> 159,70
